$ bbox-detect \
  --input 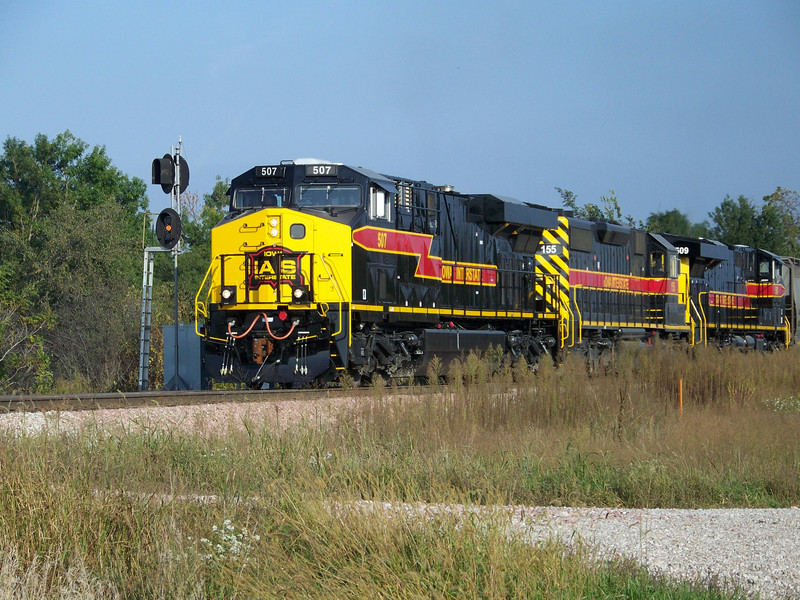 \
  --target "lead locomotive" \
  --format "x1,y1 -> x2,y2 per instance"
195,160 -> 794,387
